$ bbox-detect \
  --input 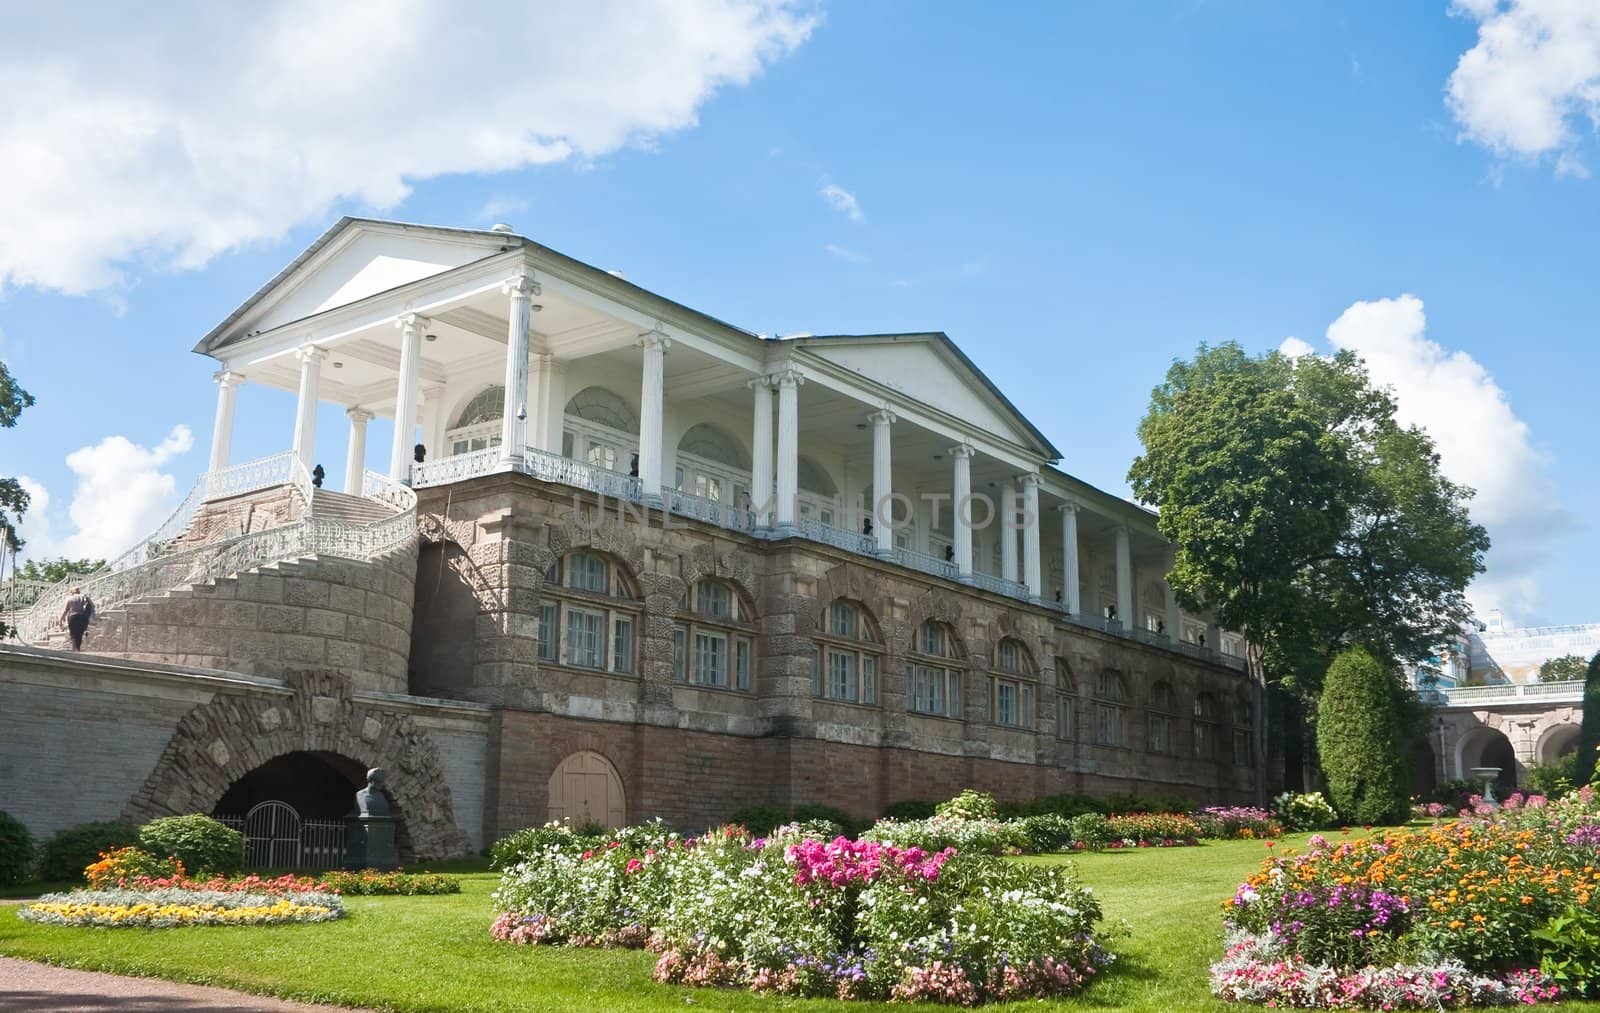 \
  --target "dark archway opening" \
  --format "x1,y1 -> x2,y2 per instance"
215,751 -> 366,820
1406,739 -> 1437,796
1466,732 -> 1518,794
410,541 -> 479,698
